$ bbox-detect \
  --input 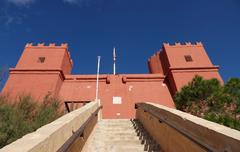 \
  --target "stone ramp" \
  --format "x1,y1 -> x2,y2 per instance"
82,119 -> 161,152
